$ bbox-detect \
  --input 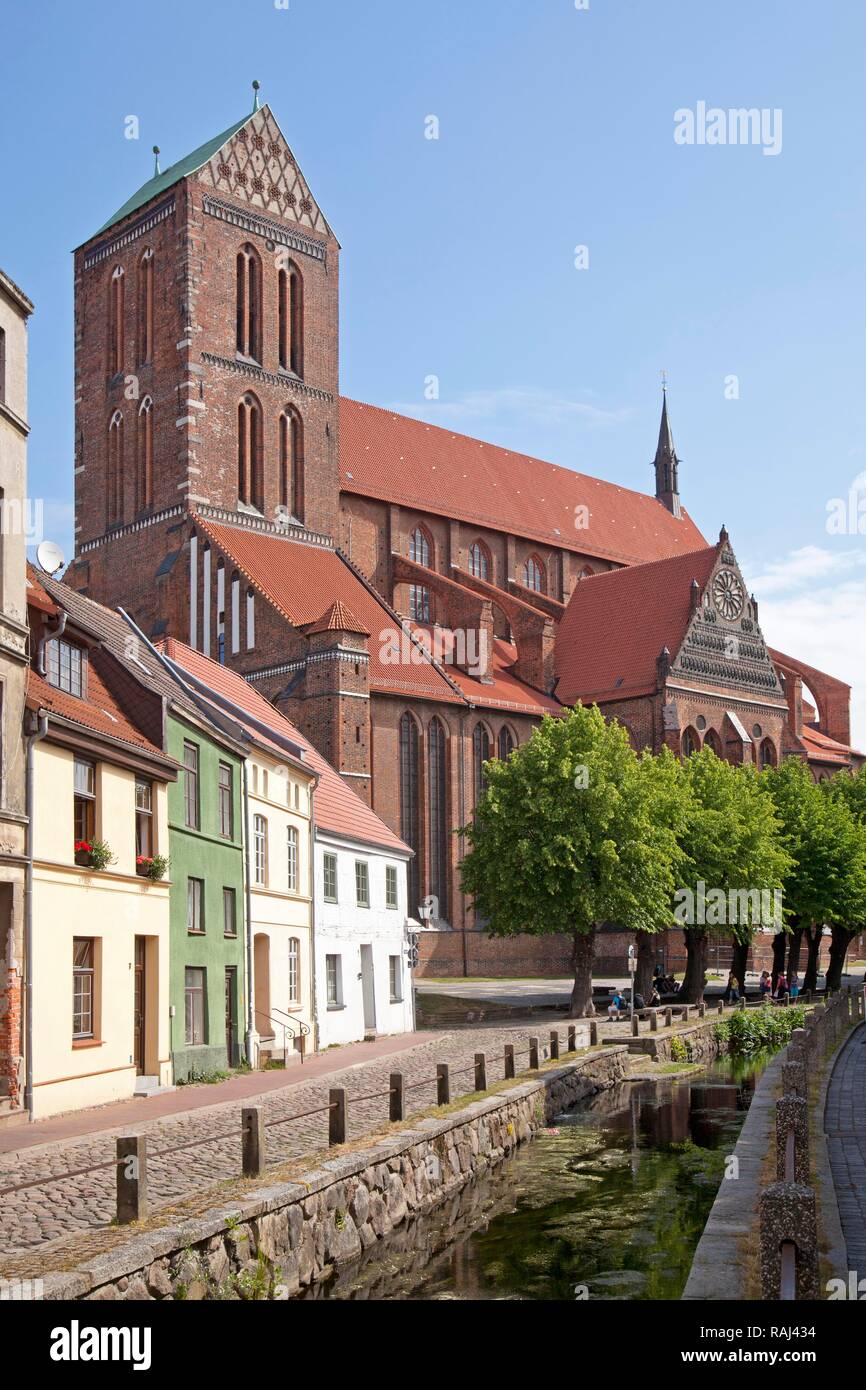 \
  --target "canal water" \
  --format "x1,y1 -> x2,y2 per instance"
301,1055 -> 765,1301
